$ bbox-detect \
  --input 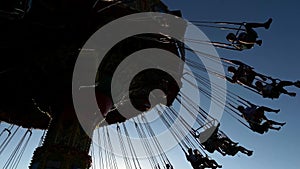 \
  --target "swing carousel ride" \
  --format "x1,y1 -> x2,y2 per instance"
0,0 -> 299,169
